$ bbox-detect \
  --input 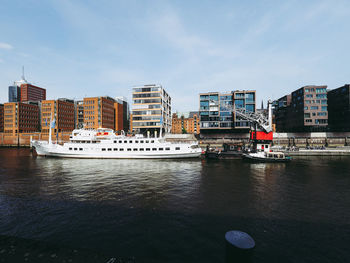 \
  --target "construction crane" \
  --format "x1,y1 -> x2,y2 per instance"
232,100 -> 273,134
